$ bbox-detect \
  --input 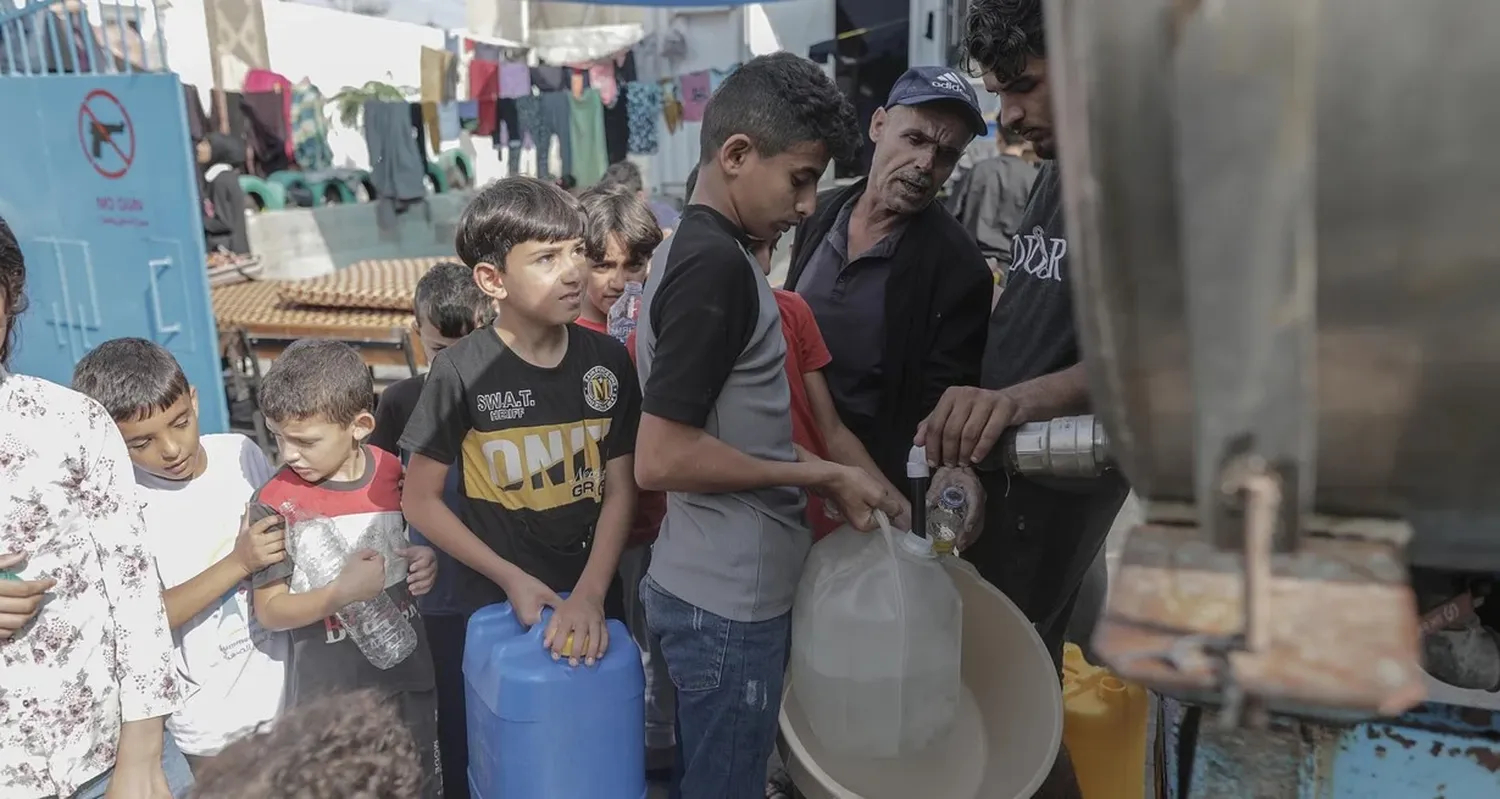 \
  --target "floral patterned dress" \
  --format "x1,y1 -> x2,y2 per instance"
0,369 -> 181,798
